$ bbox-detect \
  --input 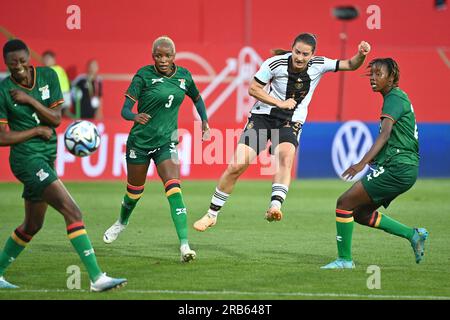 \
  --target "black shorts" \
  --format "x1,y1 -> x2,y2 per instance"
238,113 -> 303,154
